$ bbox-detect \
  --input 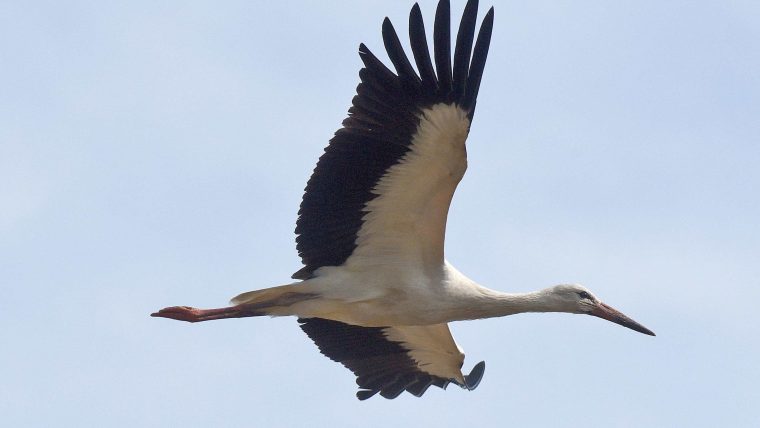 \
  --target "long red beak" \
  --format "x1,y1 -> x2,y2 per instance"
590,302 -> 655,336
